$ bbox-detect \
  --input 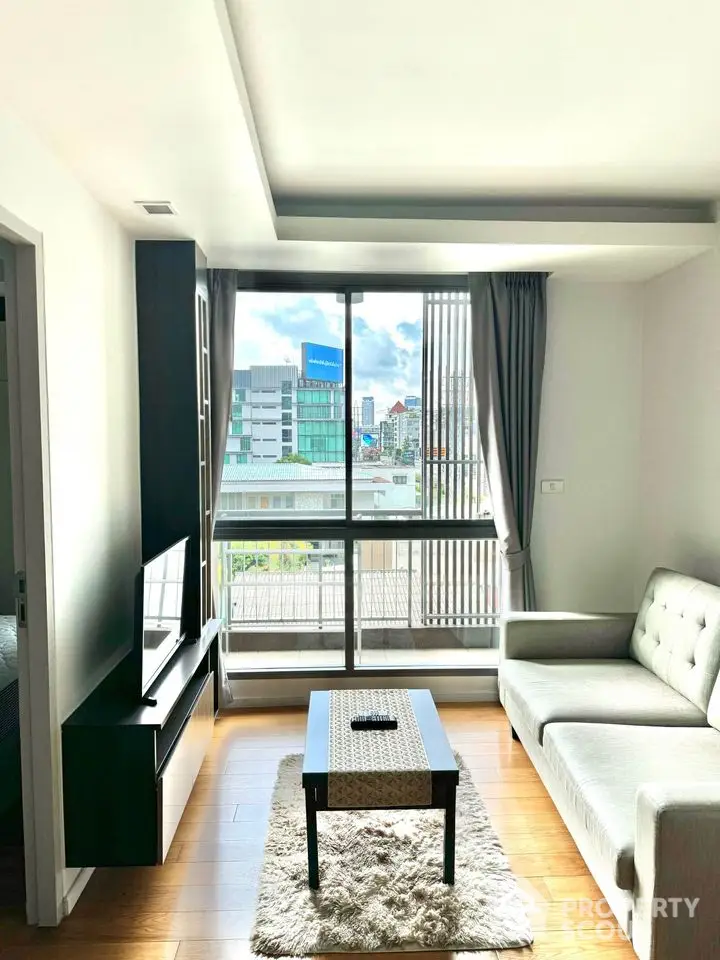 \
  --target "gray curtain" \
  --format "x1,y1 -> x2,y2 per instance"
208,269 -> 238,704
209,269 -> 238,512
469,273 -> 547,611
